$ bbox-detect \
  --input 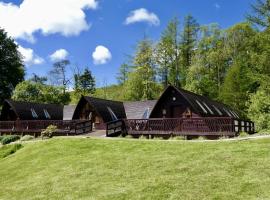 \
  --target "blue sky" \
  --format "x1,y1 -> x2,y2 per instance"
0,0 -> 256,87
